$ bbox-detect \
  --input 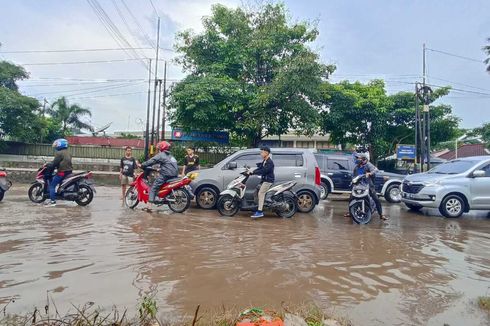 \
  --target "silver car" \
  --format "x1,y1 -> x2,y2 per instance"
401,156 -> 490,218
191,148 -> 322,213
